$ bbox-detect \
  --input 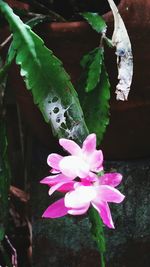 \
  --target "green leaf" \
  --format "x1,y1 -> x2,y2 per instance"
89,207 -> 106,267
81,47 -> 103,92
0,121 -> 11,240
82,12 -> 107,33
0,1 -> 88,144
79,61 -> 110,145
0,17 -> 48,85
